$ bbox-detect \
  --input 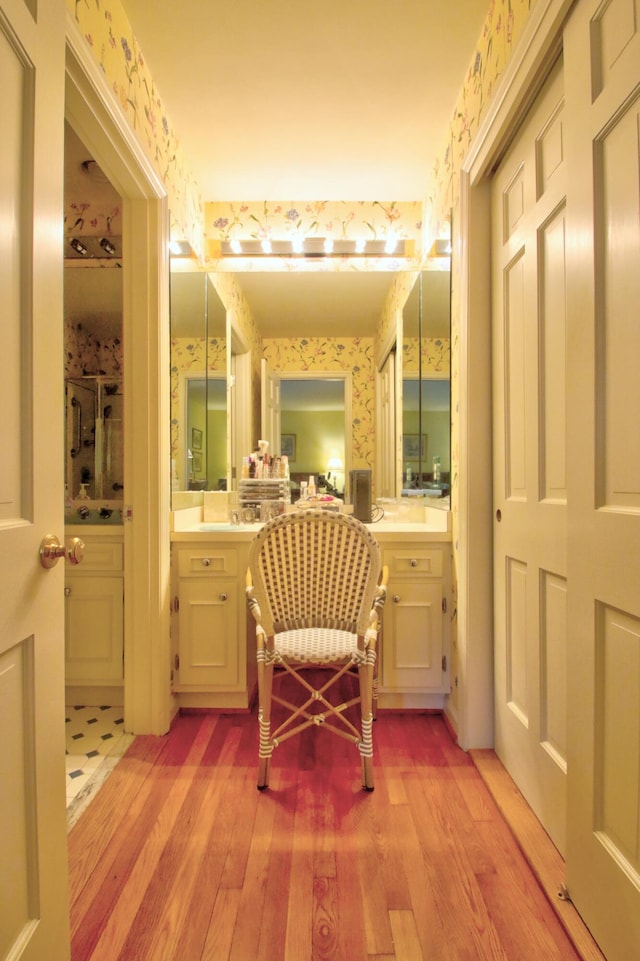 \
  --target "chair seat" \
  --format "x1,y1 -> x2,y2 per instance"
274,627 -> 361,664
